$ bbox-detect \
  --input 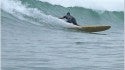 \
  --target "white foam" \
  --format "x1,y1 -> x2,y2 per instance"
39,0 -> 124,11
1,0 -> 75,28
2,0 -> 27,14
